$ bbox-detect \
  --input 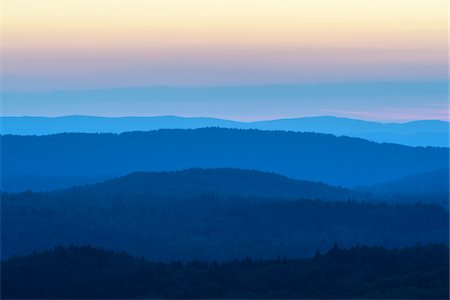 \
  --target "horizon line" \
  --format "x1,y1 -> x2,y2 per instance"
1,114 -> 449,125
